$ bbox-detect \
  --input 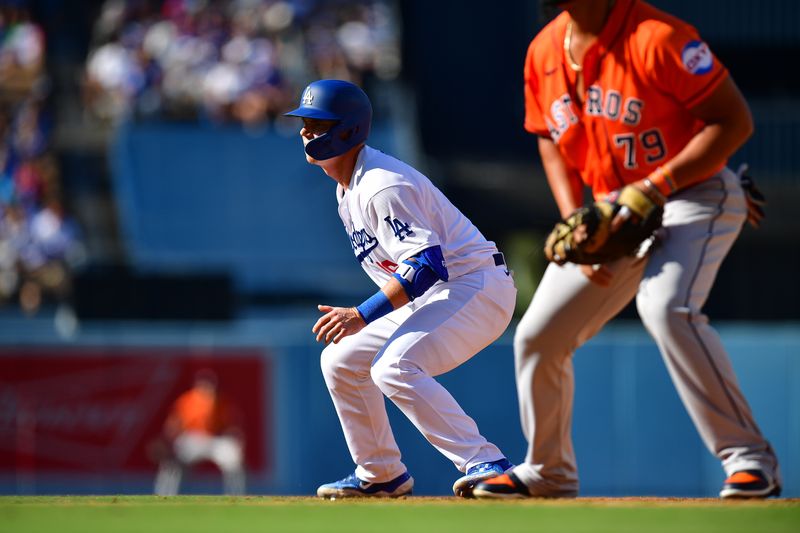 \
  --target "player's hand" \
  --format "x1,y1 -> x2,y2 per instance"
610,181 -> 665,234
312,305 -> 366,344
579,264 -> 613,287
